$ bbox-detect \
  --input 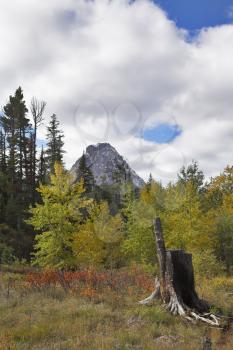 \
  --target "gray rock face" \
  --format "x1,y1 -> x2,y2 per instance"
70,143 -> 145,188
